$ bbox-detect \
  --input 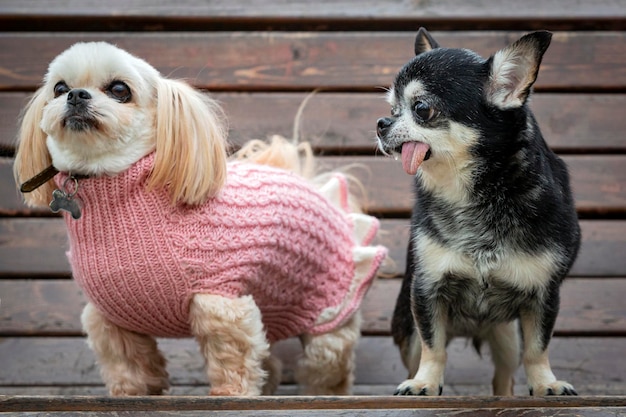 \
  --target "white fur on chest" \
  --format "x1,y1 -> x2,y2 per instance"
414,233 -> 560,293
